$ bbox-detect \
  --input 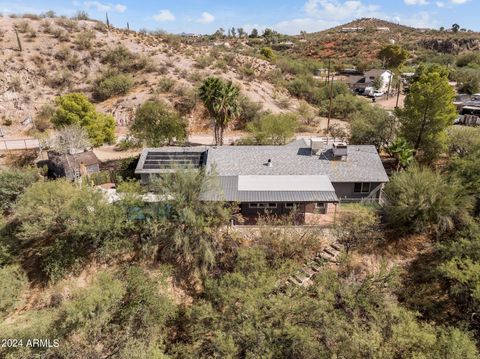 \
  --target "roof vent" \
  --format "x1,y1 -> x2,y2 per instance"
310,138 -> 325,155
266,159 -> 273,167
333,143 -> 348,158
